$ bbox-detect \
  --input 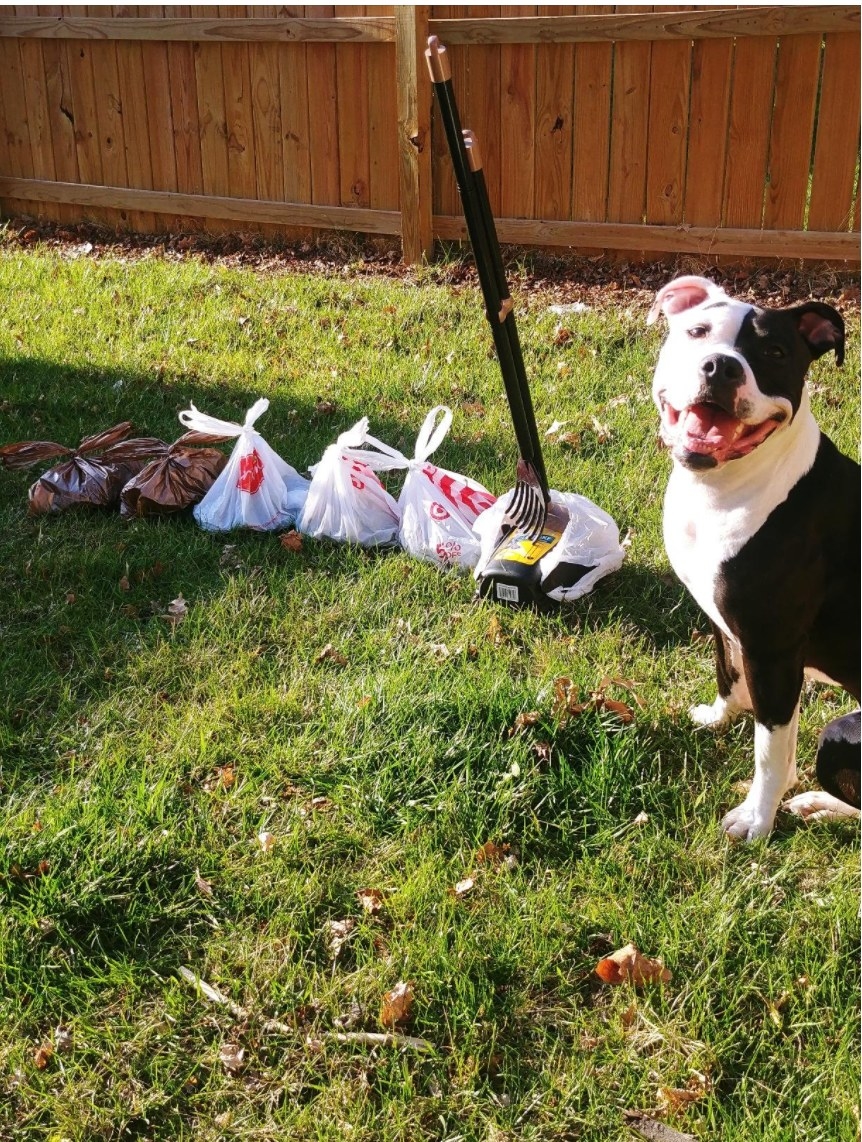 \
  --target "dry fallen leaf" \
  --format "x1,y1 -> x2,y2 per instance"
595,942 -> 672,986
164,595 -> 188,628
380,980 -> 414,1028
356,887 -> 384,915
315,643 -> 348,666
280,529 -> 303,553
194,869 -> 214,898
54,1025 -> 73,1053
219,765 -> 236,790
453,875 -> 475,898
119,575 -> 131,592
65,592 -> 76,605
257,830 -> 277,852
328,918 -> 356,956
219,1042 -> 245,1074
509,711 -> 539,736
474,840 -> 516,869
315,399 -> 337,415
33,1042 -> 54,1069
